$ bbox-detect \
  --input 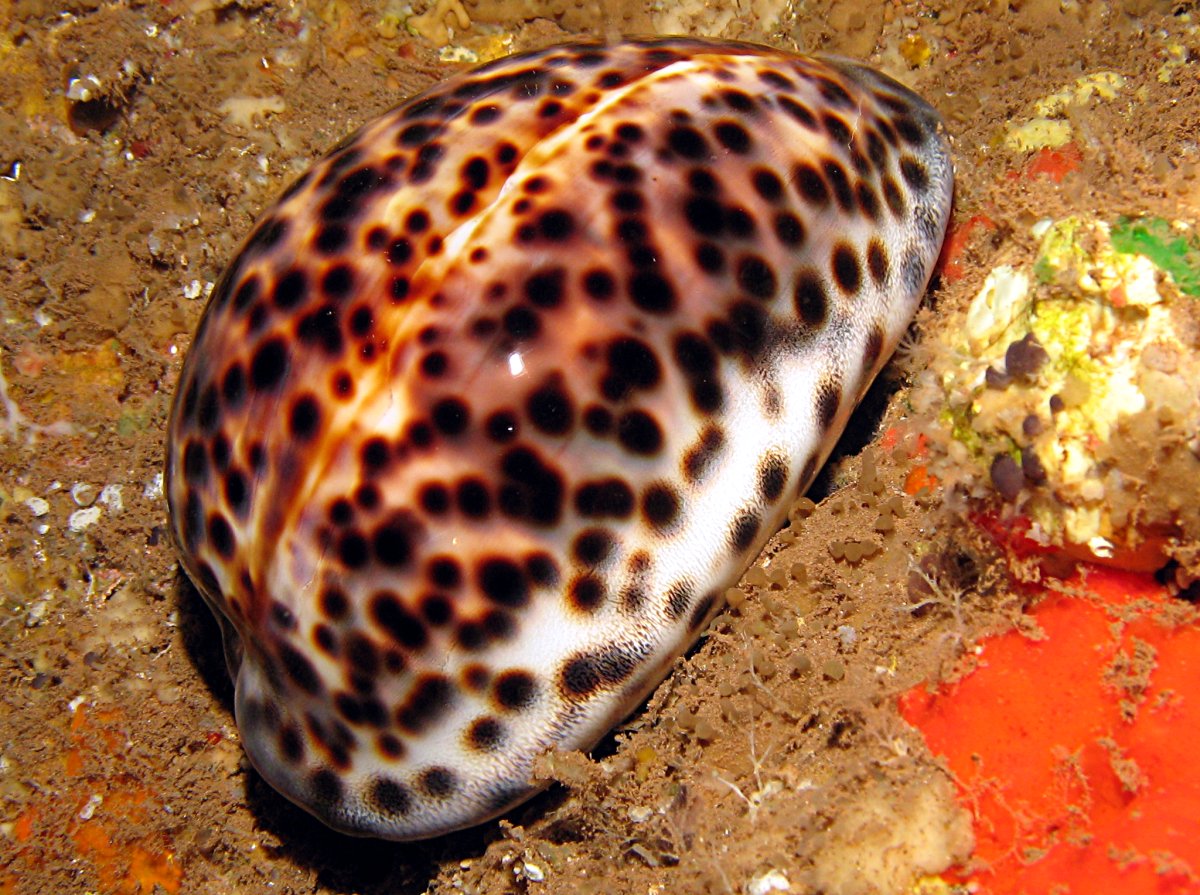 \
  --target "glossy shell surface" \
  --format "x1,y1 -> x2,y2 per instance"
166,38 -> 953,839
